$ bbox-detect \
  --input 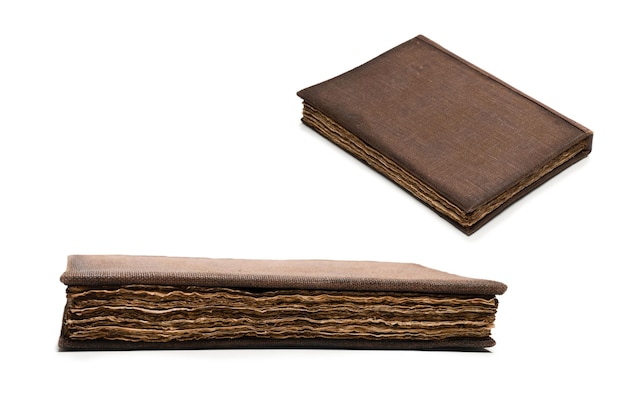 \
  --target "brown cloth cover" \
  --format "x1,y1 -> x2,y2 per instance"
59,255 -> 507,351
297,35 -> 593,234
